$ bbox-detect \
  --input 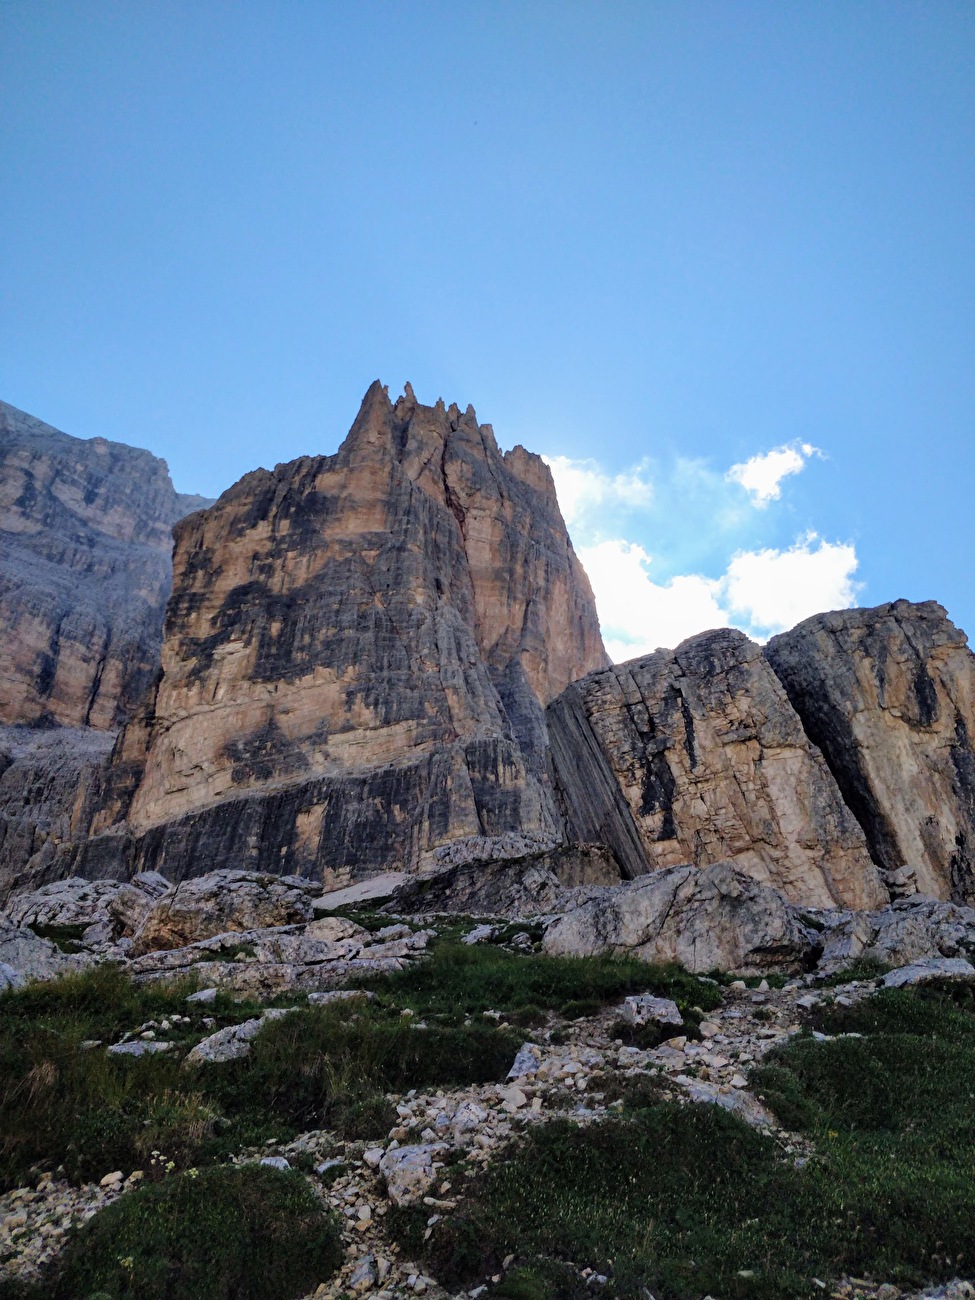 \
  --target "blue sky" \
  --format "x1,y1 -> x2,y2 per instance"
2,2 -> 972,655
